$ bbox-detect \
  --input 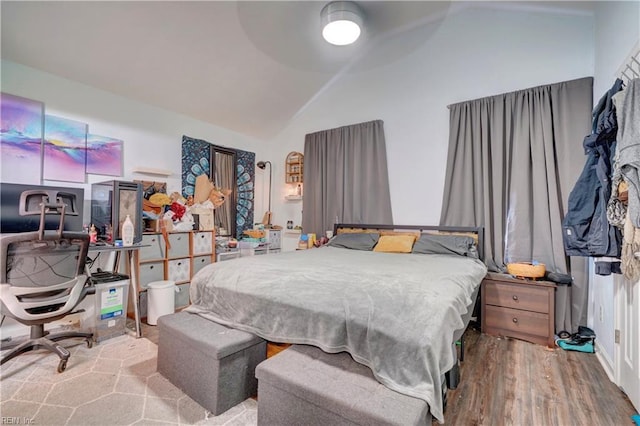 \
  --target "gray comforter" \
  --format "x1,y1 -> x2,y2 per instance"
187,246 -> 487,422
